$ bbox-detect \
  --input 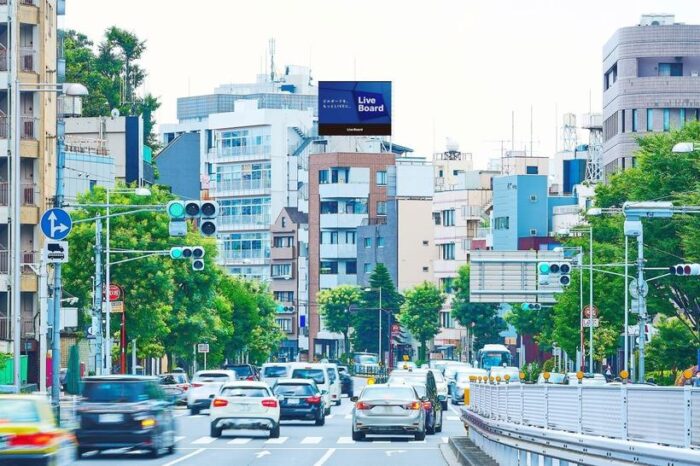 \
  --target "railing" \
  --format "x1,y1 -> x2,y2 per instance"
0,182 -> 37,205
468,381 -> 700,449
0,47 -> 6,72
19,47 -> 35,73
64,136 -> 109,155
21,116 -> 37,139
0,250 -> 6,273
214,179 -> 272,194
0,115 -> 7,139
21,250 -> 37,273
